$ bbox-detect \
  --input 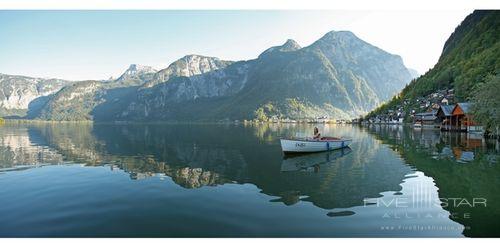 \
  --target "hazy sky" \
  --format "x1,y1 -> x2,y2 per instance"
0,10 -> 472,80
